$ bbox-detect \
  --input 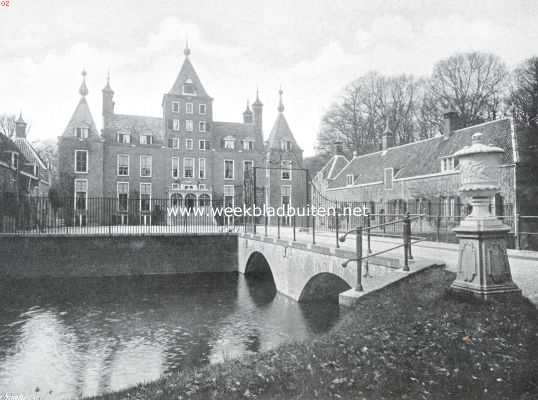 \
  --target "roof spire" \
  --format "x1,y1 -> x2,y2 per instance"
277,86 -> 284,113
184,37 -> 191,57
17,111 -> 25,124
245,99 -> 251,112
103,69 -> 113,92
79,69 -> 88,97
253,87 -> 263,106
